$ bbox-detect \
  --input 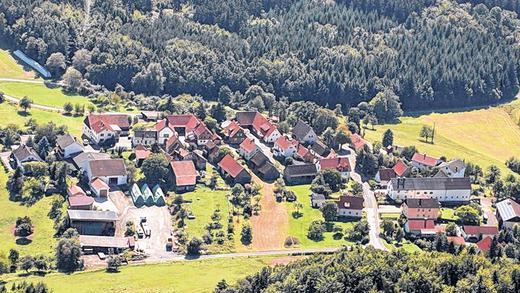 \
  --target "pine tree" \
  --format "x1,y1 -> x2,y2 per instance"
37,137 -> 50,160
382,129 -> 393,148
